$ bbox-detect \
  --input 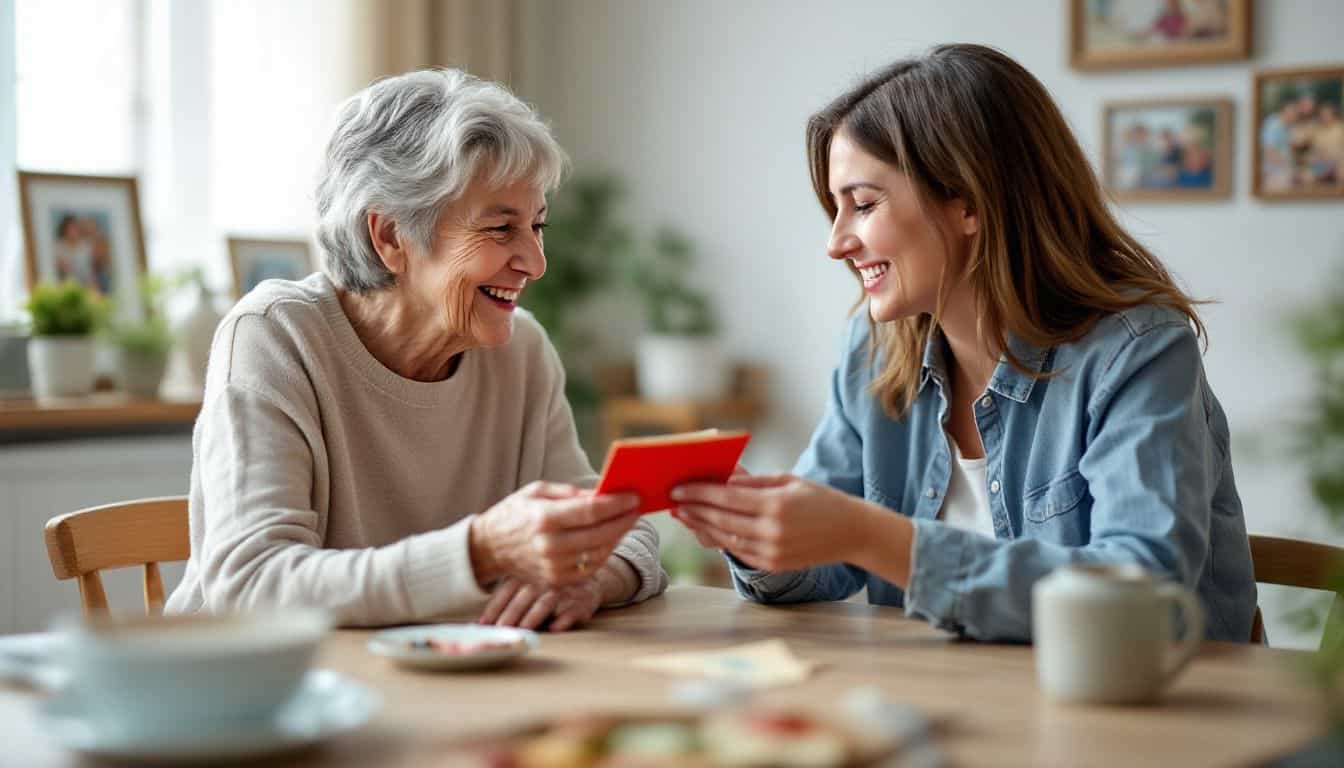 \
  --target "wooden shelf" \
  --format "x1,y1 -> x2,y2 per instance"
0,394 -> 201,433
596,362 -> 767,446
